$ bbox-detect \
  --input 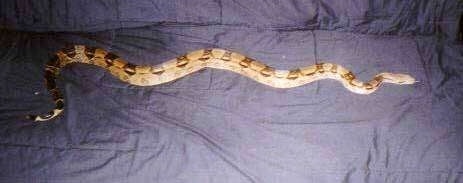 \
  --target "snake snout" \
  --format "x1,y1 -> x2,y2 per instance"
396,74 -> 416,84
